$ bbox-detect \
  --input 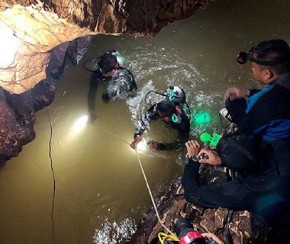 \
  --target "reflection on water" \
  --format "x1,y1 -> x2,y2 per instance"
1,1 -> 290,243
135,140 -> 148,151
